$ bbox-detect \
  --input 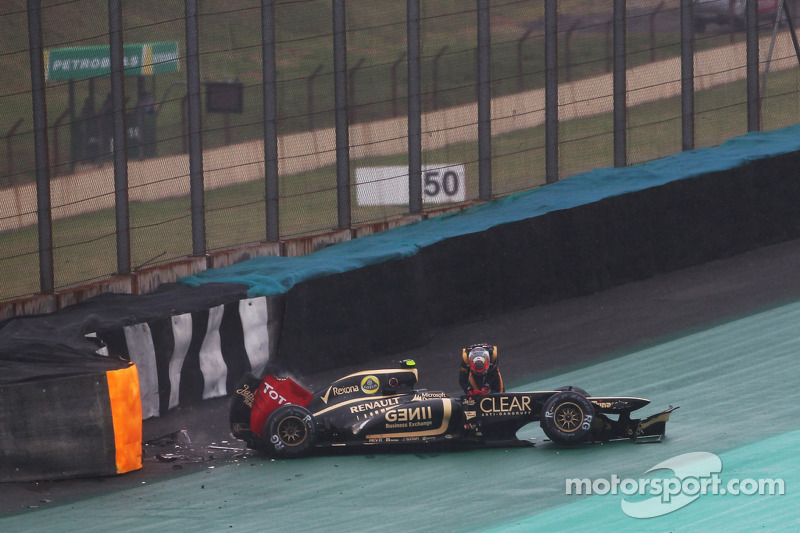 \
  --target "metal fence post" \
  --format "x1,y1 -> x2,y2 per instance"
613,0 -> 627,168
681,0 -> 695,151
477,0 -> 491,200
333,0 -> 351,230
746,0 -> 760,132
408,0 -> 422,214
186,0 -> 205,255
26,0 -> 53,294
545,0 -> 558,184
109,0 -> 130,275
262,0 -> 279,242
